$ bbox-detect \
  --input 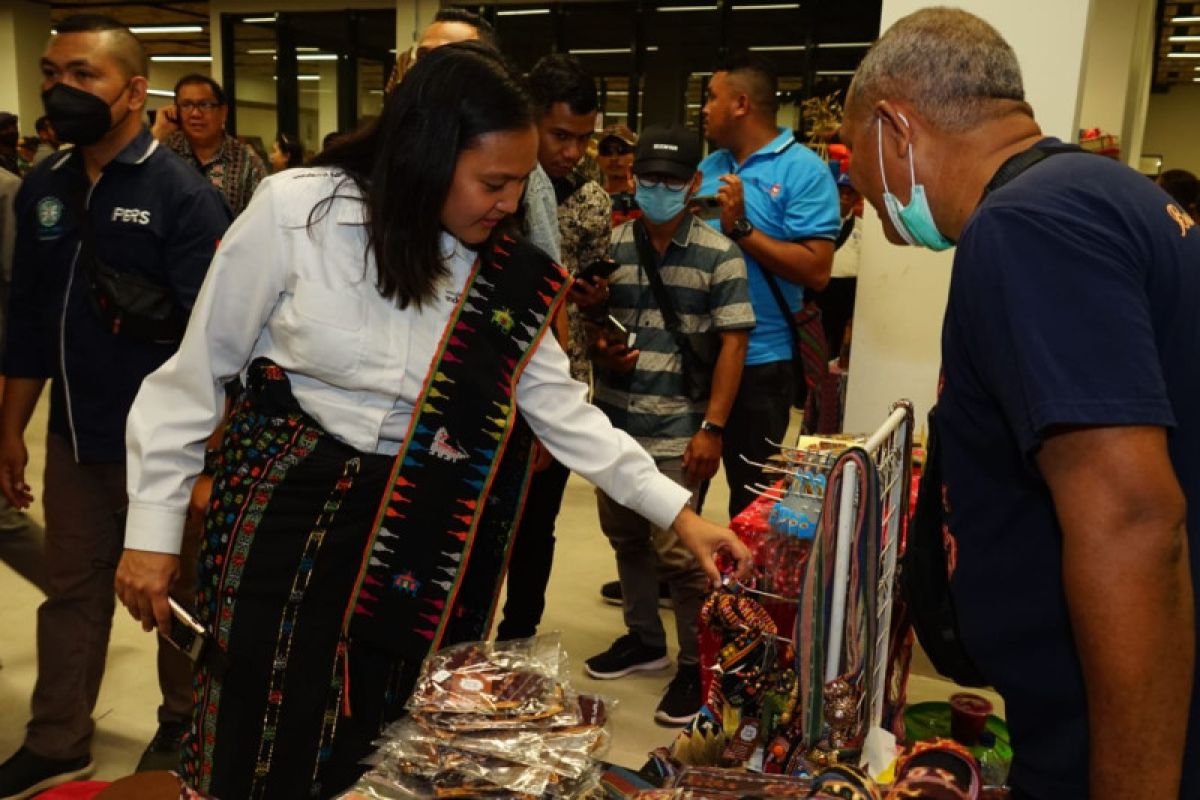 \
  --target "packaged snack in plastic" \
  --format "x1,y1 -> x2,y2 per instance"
407,635 -> 568,718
